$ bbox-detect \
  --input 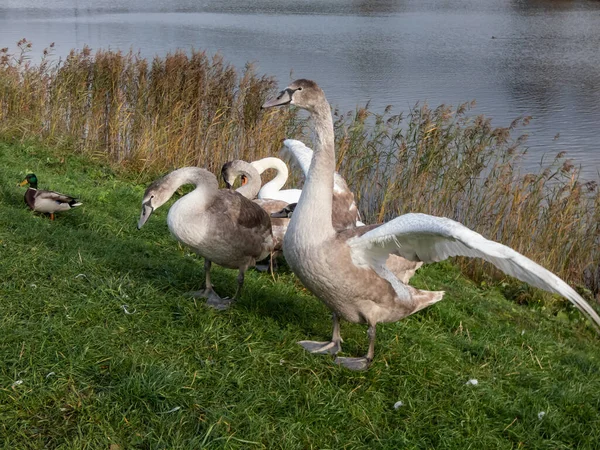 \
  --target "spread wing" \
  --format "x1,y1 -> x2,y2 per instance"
347,213 -> 600,329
